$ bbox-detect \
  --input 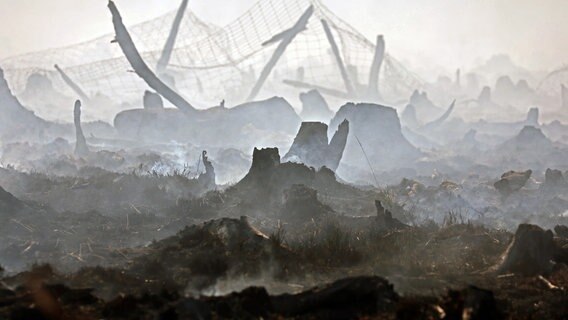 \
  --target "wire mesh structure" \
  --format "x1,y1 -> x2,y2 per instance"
537,65 -> 568,96
1,0 -> 424,121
